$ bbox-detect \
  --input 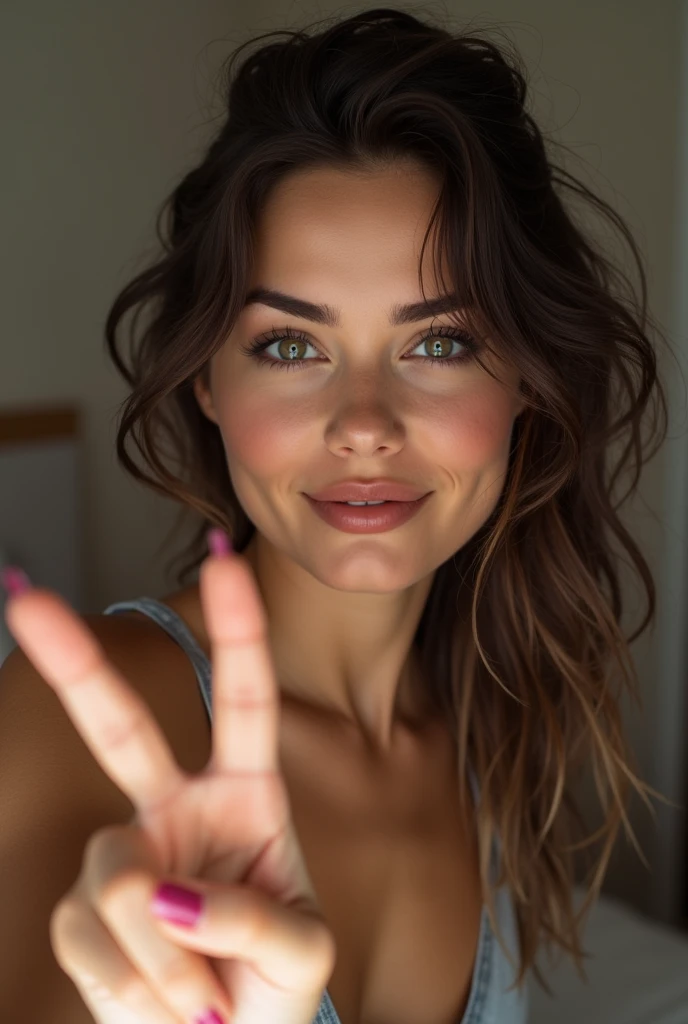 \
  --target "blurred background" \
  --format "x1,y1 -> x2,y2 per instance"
1,2 -> 688,1017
